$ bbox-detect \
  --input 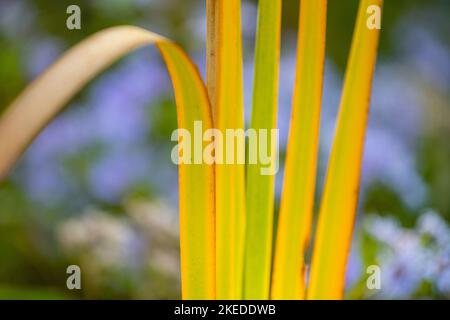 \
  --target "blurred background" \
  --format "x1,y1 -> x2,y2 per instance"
0,0 -> 448,299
